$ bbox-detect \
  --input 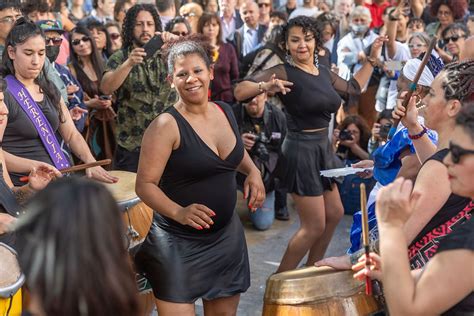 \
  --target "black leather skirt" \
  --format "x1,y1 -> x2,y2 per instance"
134,212 -> 250,303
